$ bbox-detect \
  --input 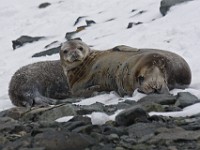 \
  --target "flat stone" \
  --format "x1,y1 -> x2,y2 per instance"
138,94 -> 176,105
140,102 -> 165,112
21,104 -> 77,122
175,92 -> 199,108
149,127 -> 200,143
115,105 -> 149,126
127,122 -> 164,143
